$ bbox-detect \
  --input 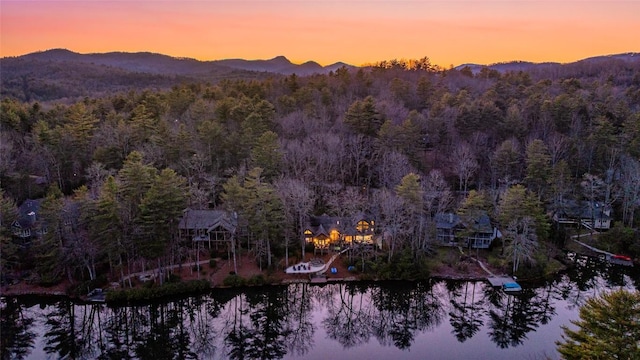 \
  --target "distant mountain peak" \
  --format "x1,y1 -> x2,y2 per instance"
300,60 -> 322,68
43,48 -> 77,54
269,55 -> 292,64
